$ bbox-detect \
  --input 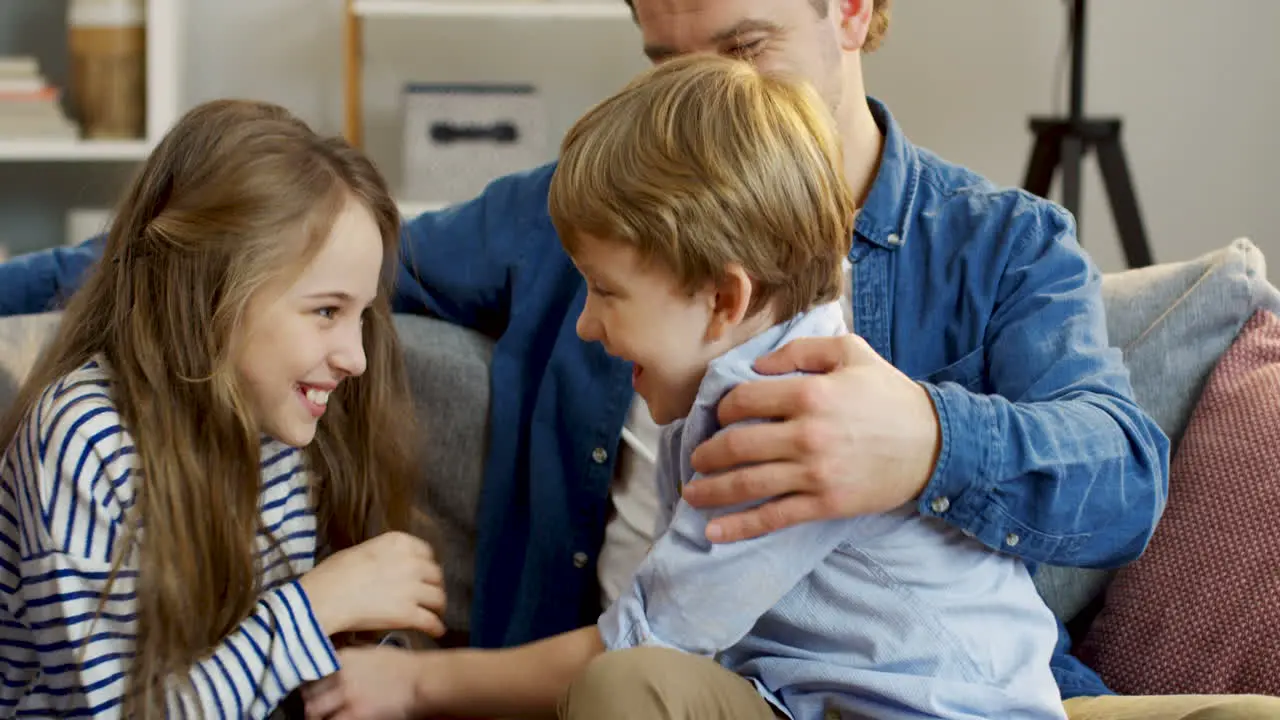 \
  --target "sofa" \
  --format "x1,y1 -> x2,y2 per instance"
1,238 -> 1277,696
